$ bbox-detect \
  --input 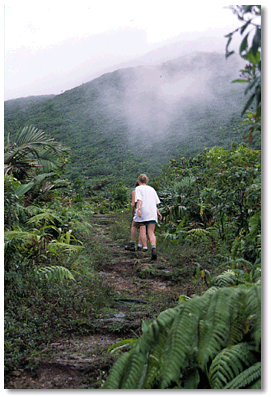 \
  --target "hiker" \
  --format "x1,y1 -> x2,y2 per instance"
131,181 -> 145,251
125,174 -> 162,260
